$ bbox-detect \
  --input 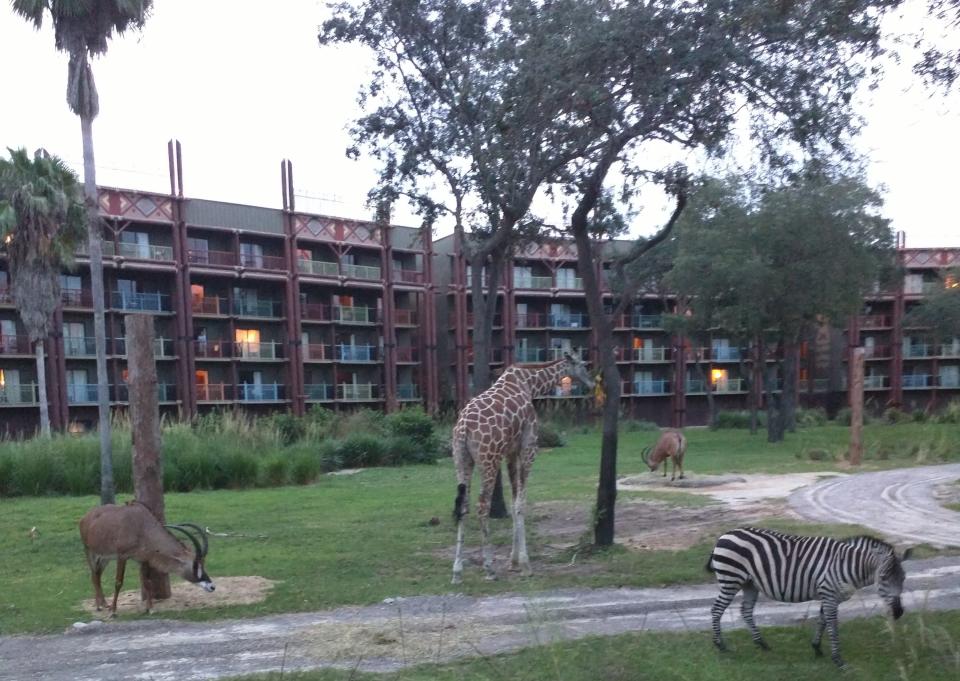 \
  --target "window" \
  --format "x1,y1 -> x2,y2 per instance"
710,368 -> 728,389
513,266 -> 532,288
60,274 -> 82,291
904,274 -> 923,295
120,231 -> 150,258
940,365 -> 959,388
235,329 -> 261,358
191,284 -> 205,301
188,237 -> 209,263
0,319 -> 16,349
240,242 -> 264,268
556,268 -> 577,289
